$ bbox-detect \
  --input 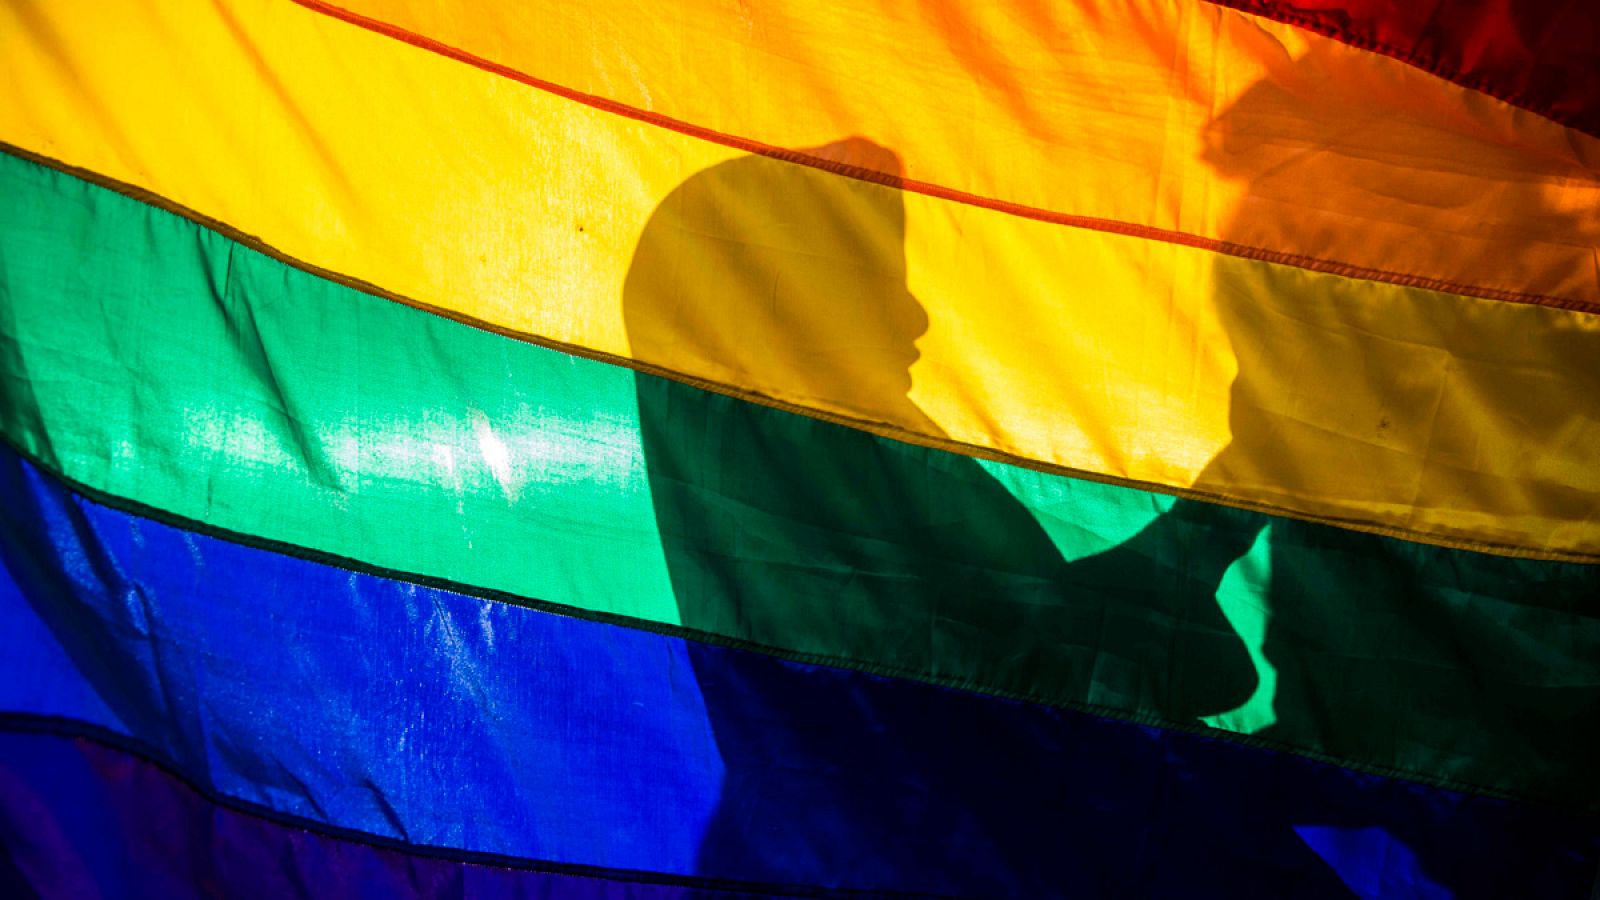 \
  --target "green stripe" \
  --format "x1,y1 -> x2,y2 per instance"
2,151 -> 1596,807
